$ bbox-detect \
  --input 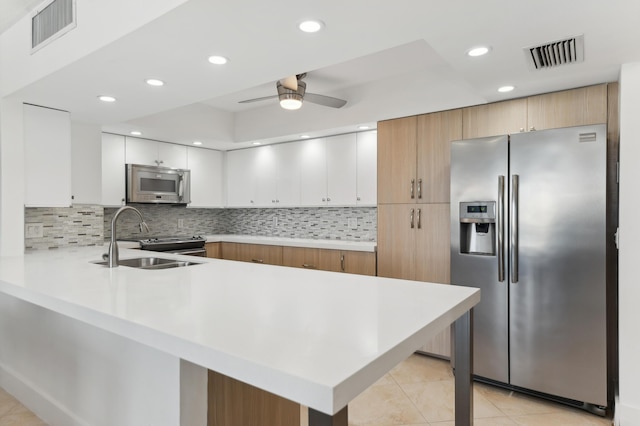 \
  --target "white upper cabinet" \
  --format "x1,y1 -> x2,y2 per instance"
326,134 -> 357,206
226,148 -> 258,207
24,104 -> 72,207
125,137 -> 187,169
273,143 -> 301,207
187,147 -> 224,208
101,133 -> 126,207
356,131 -> 377,205
299,137 -> 328,206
